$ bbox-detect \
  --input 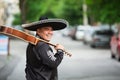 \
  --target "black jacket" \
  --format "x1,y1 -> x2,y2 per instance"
25,41 -> 64,80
